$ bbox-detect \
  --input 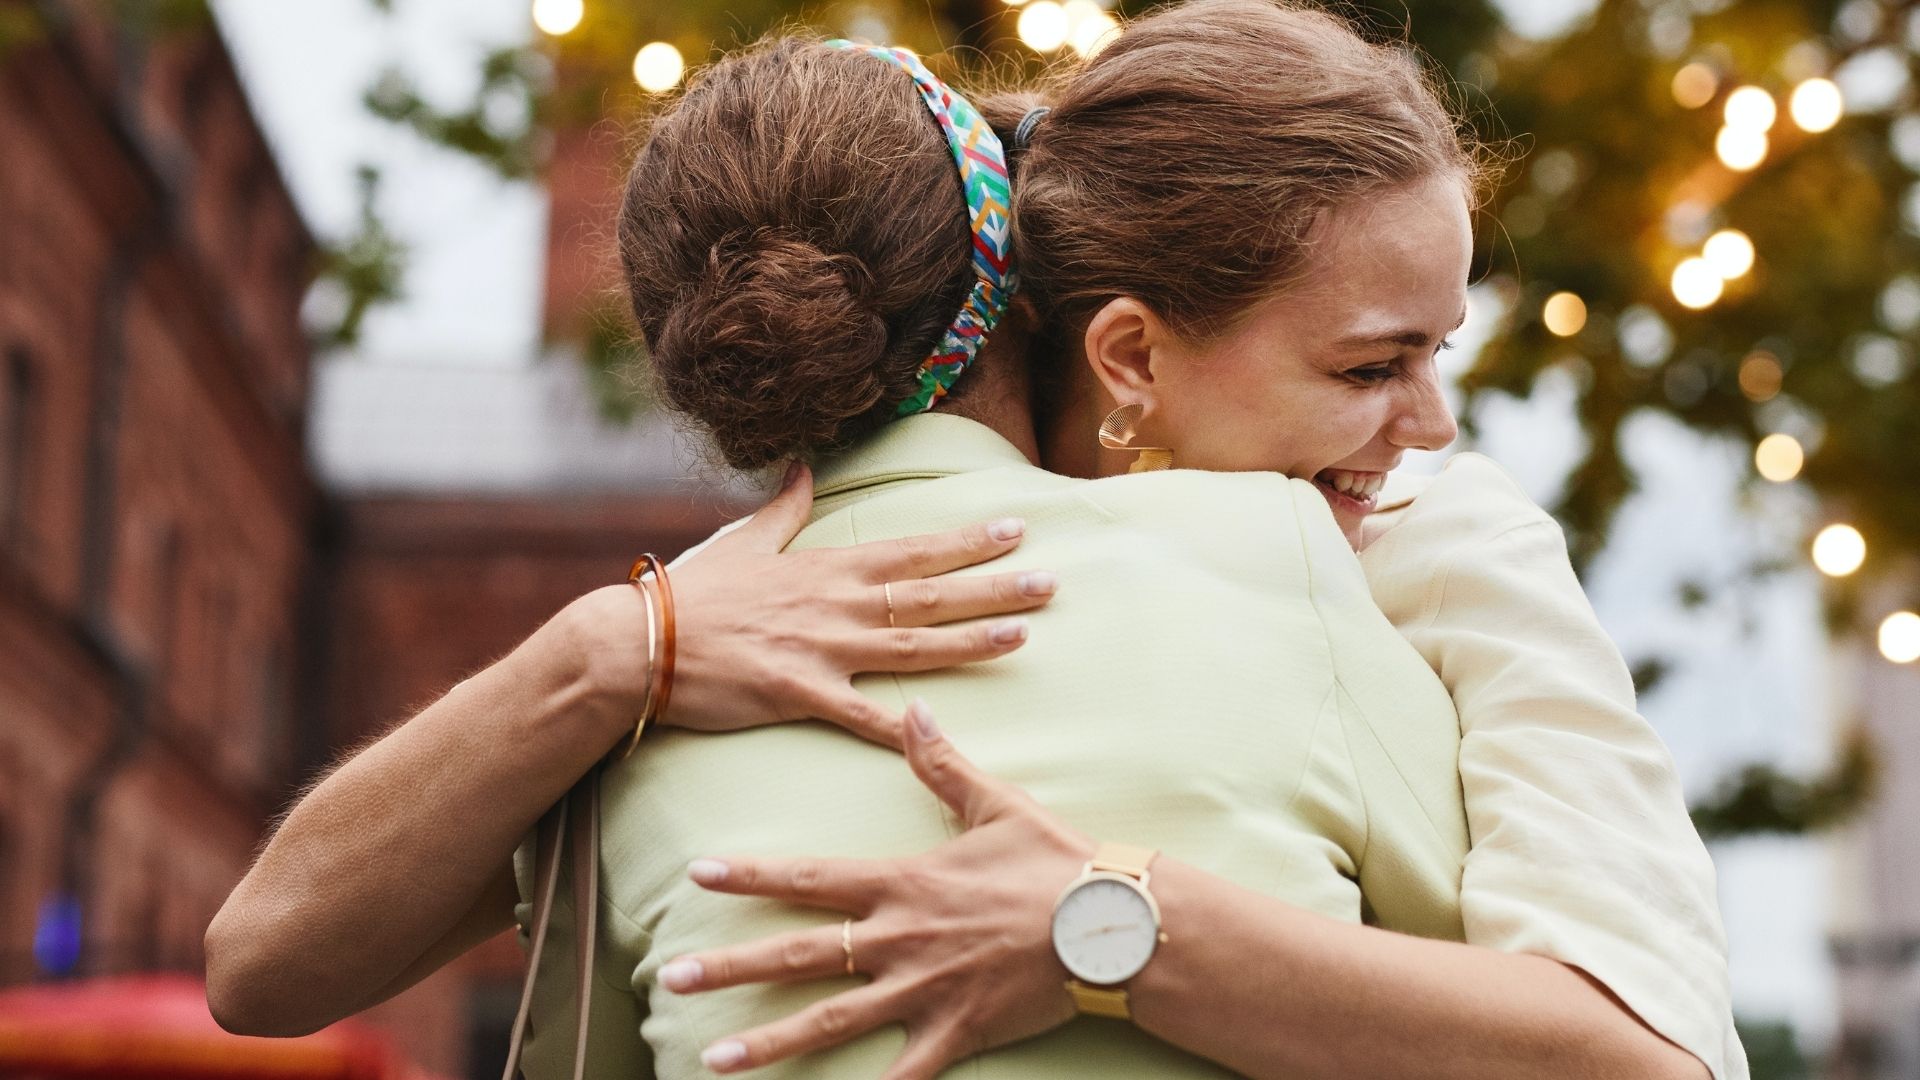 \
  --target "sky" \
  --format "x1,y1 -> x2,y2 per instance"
210,0 -> 1843,1048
